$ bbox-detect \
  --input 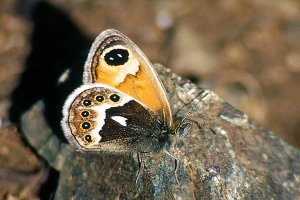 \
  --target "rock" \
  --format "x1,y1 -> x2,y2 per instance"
21,64 -> 300,199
